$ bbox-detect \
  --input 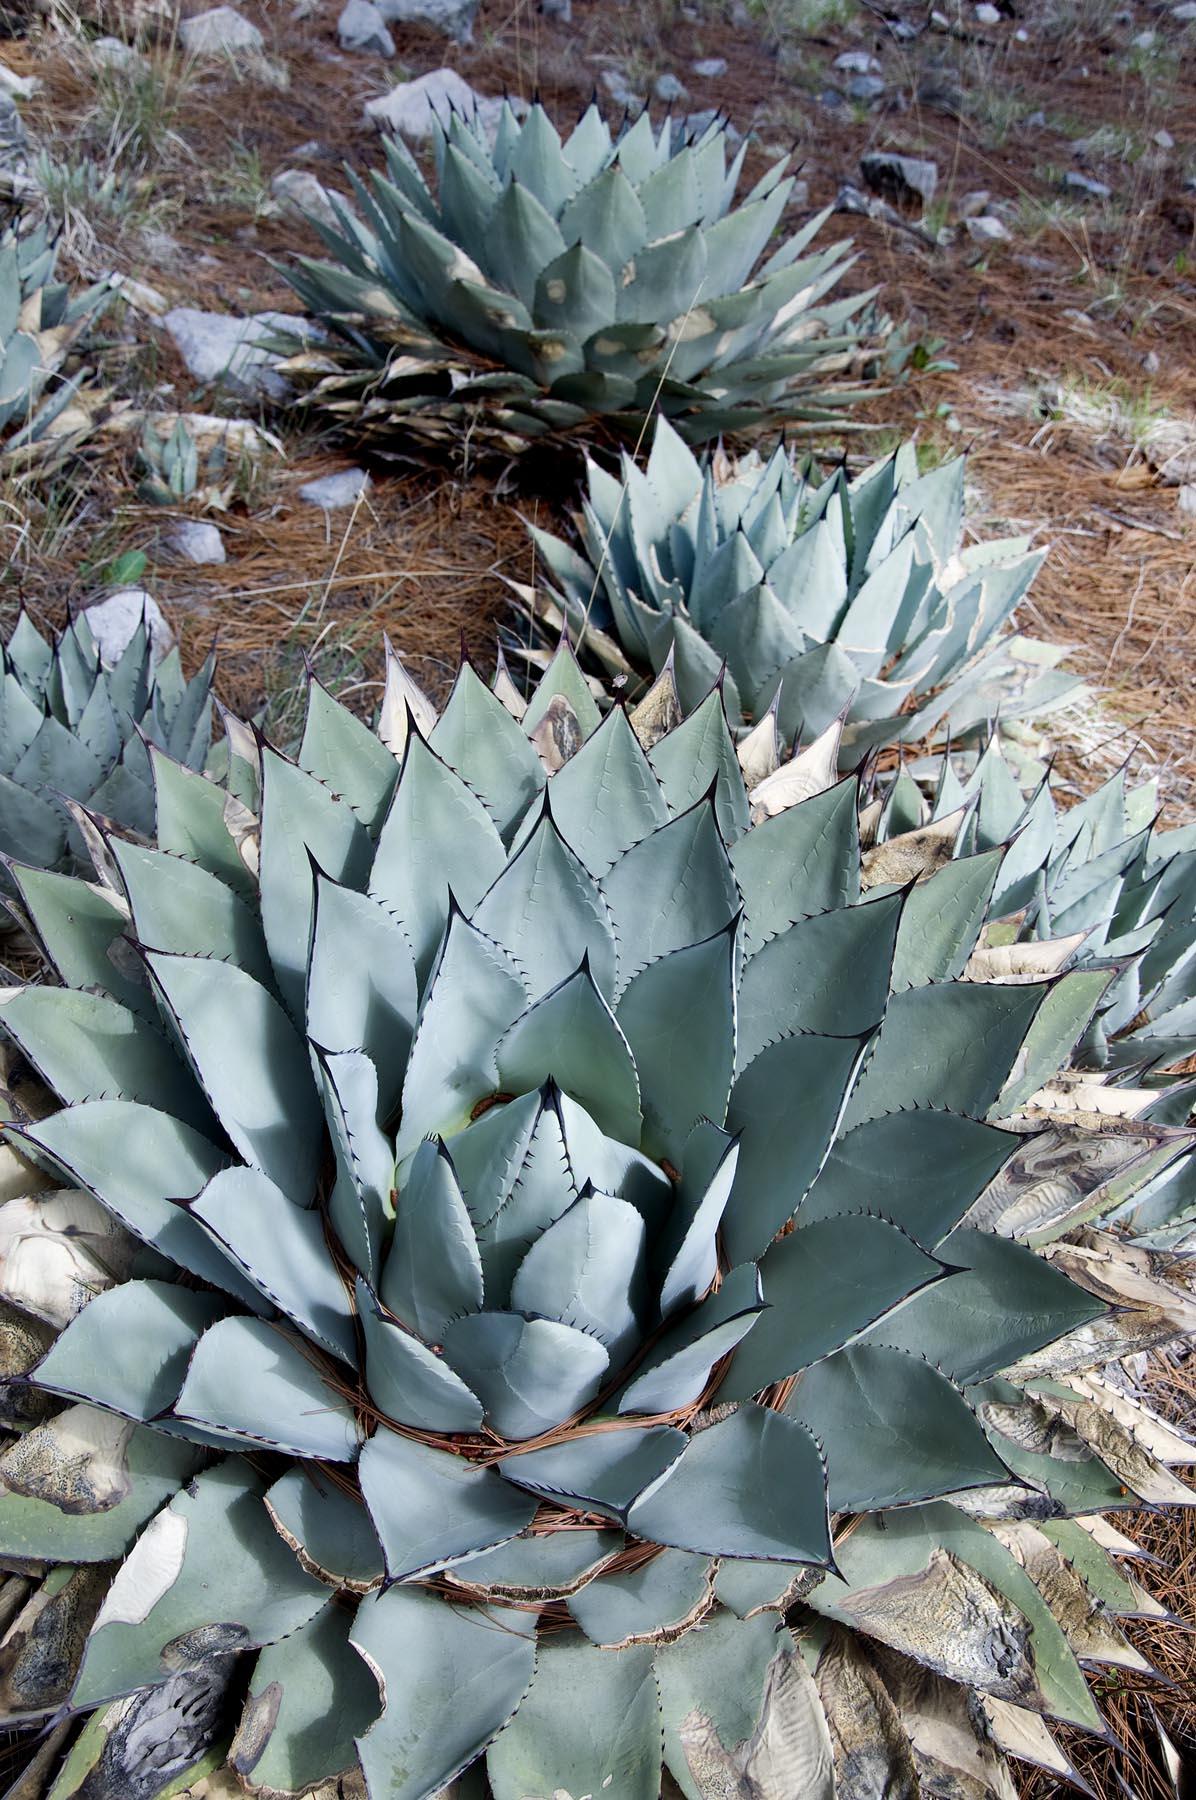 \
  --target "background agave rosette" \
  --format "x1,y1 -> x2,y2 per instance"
0,645 -> 1191,1799
280,104 -> 892,454
0,610 -> 214,889
0,226 -> 111,469
528,417 -> 1083,758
